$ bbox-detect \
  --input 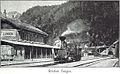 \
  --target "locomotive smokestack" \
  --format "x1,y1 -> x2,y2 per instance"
59,36 -> 66,41
59,36 -> 67,50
